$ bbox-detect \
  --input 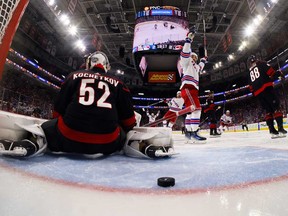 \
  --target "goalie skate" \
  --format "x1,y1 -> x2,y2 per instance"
0,139 -> 38,157
146,145 -> 179,158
